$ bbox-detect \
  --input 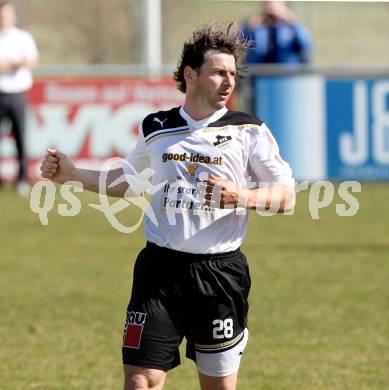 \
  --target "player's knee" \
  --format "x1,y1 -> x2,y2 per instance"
124,373 -> 148,389
123,366 -> 165,390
